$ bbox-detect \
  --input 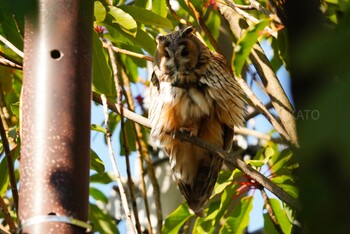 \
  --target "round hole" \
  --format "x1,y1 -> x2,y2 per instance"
50,50 -> 62,59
